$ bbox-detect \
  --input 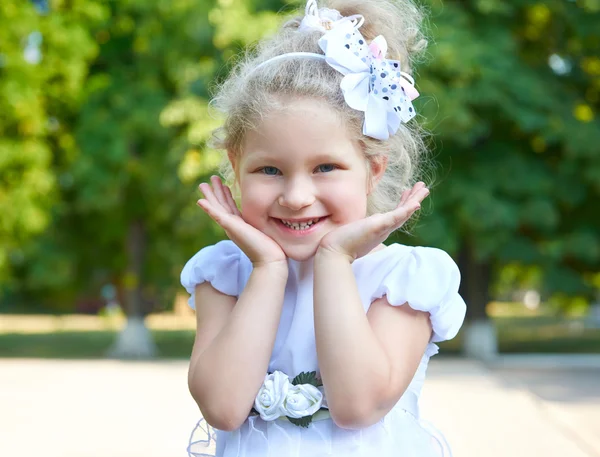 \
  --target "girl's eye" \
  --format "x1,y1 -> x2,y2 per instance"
261,166 -> 280,175
316,164 -> 337,173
